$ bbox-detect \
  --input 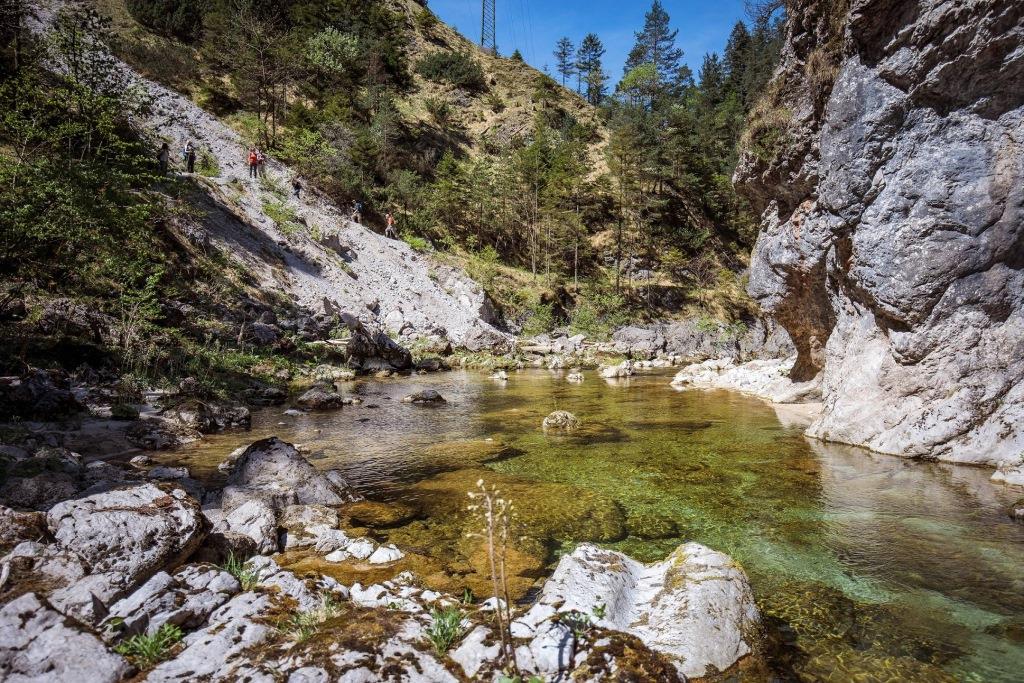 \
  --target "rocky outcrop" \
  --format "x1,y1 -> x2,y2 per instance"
612,317 -> 794,361
672,356 -> 823,404
735,0 -> 1024,465
42,484 -> 206,622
